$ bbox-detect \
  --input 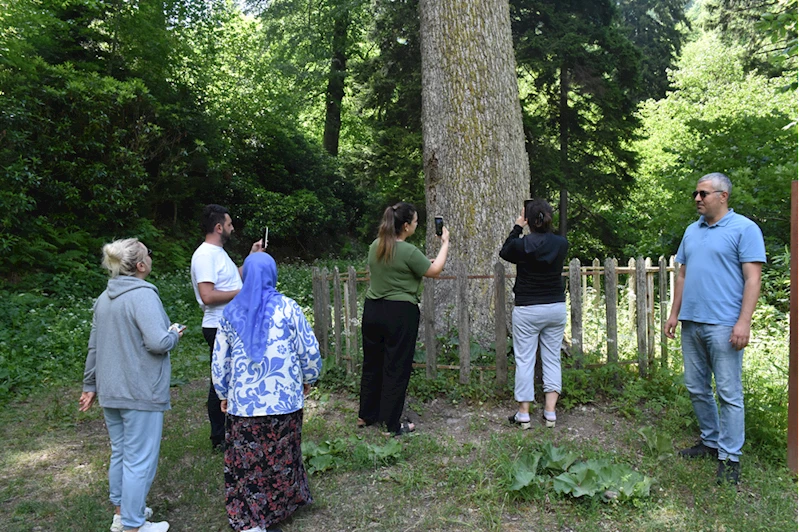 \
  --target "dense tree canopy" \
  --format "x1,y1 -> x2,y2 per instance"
0,0 -> 795,286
